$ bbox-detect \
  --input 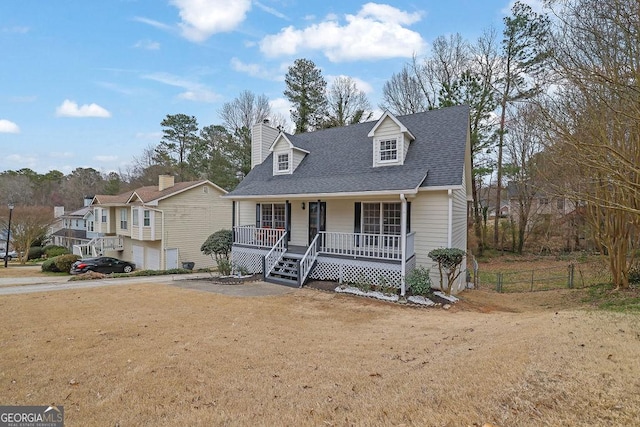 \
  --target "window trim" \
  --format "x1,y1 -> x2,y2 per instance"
277,153 -> 290,172
260,203 -> 286,229
378,138 -> 398,163
361,202 -> 402,235
132,208 -> 139,227
143,210 -> 151,227
120,208 -> 128,230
